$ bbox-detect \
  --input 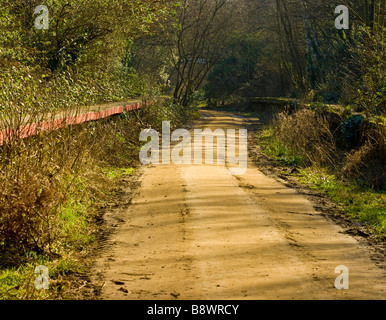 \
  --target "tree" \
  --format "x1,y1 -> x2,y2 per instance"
167,0 -> 236,107
0,0 -> 173,111
204,35 -> 262,103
